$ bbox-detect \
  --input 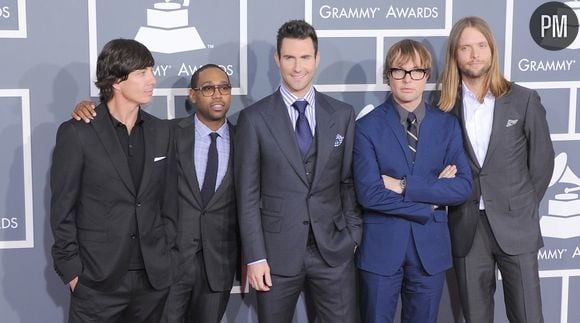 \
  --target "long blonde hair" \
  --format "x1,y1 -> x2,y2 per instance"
438,16 -> 510,111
